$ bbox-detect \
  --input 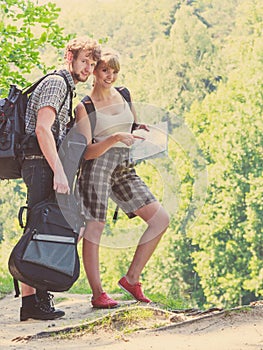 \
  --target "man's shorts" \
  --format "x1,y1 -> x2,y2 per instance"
78,147 -> 156,221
